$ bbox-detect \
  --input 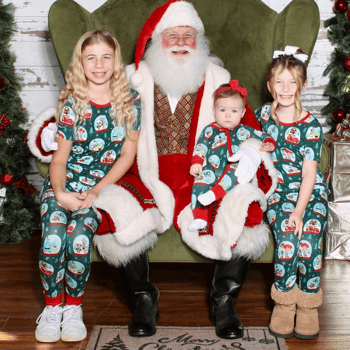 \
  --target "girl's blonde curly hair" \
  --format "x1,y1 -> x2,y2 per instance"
55,29 -> 134,136
267,51 -> 307,124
